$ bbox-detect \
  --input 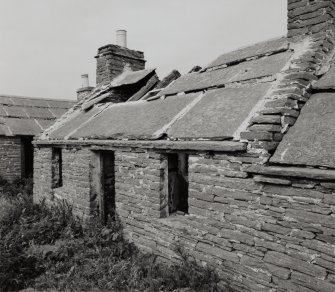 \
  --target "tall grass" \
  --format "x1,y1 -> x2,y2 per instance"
0,177 -> 227,292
